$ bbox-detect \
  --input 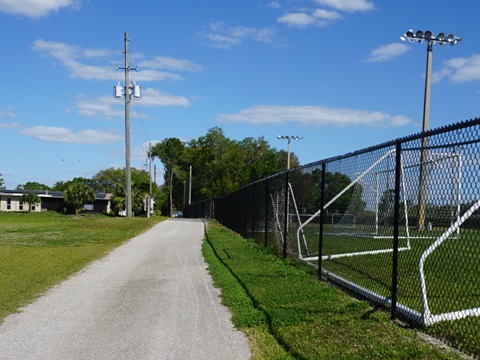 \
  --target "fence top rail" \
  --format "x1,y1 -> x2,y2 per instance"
299,117 -> 480,170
